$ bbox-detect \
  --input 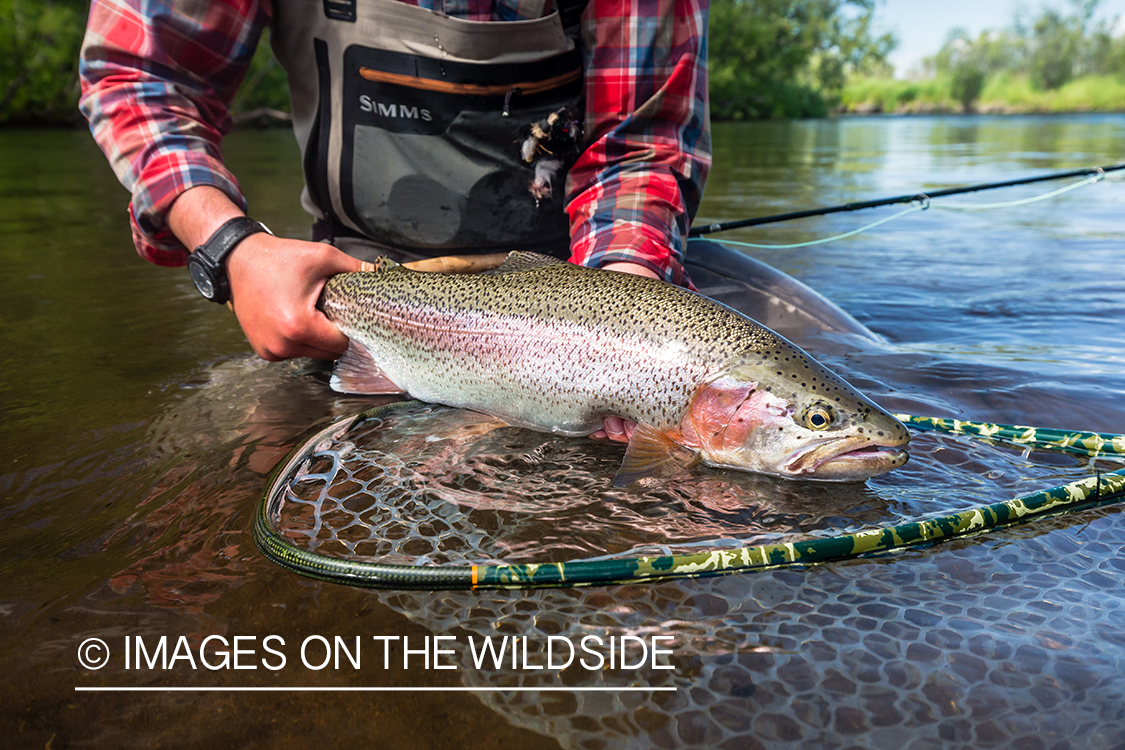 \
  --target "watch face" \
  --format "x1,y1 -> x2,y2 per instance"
189,260 -> 216,299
